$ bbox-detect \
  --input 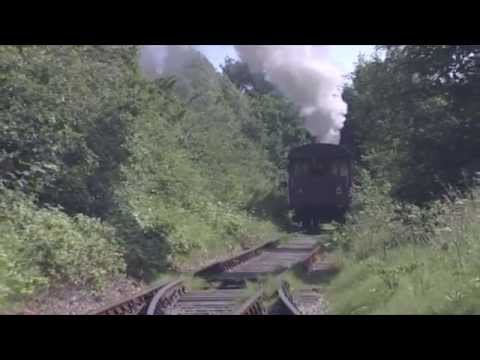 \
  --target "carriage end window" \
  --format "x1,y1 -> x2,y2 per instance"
337,161 -> 349,177
293,158 -> 347,177
311,159 -> 331,176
